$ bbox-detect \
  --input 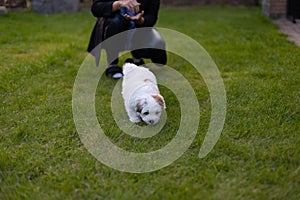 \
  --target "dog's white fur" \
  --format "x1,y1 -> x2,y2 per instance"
122,63 -> 166,125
